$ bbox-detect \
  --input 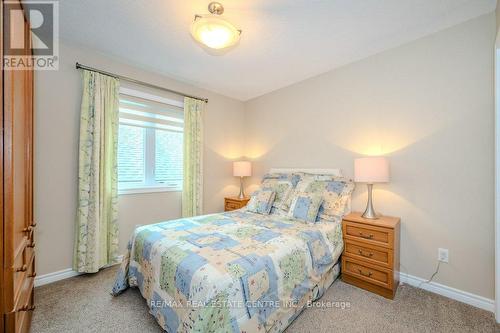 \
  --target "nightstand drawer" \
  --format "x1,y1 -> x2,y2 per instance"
344,240 -> 392,268
224,197 -> 250,212
342,256 -> 393,290
225,202 -> 240,211
344,222 -> 393,248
